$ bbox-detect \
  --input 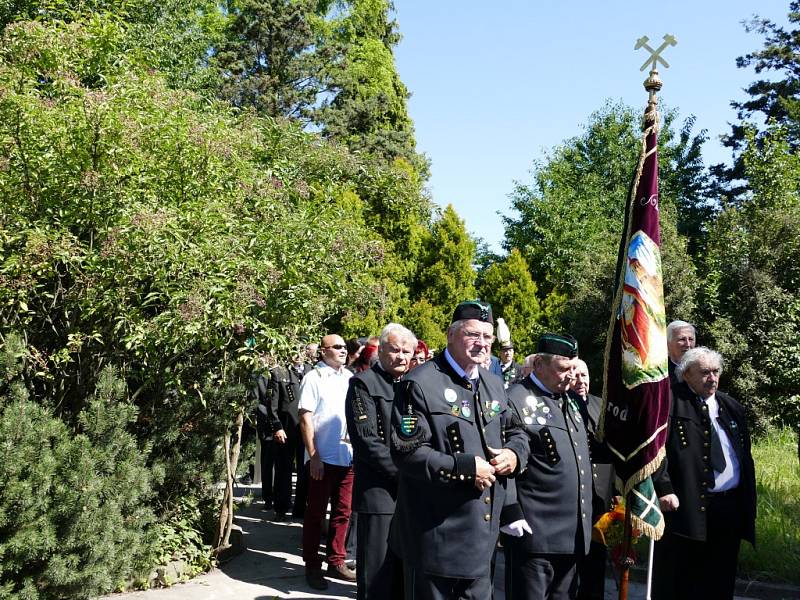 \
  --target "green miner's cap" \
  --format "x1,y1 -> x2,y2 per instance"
536,333 -> 578,358
451,300 -> 493,325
